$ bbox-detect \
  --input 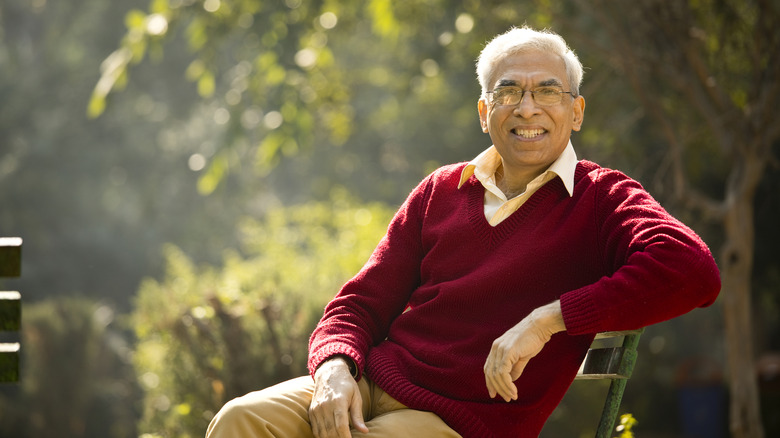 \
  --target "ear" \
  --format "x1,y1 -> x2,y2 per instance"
571,95 -> 585,132
478,98 -> 489,133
